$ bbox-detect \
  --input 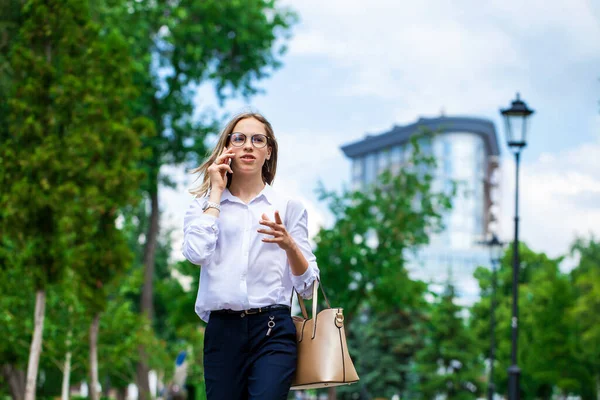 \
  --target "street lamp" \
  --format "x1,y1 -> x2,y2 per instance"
485,234 -> 504,400
500,93 -> 534,400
